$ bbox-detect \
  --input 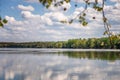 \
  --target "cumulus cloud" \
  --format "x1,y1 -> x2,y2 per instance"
21,11 -> 38,18
71,2 -> 120,35
0,1 -> 120,42
72,0 -> 102,3
5,16 -> 16,22
110,0 -> 120,2
1,9 -> 69,42
18,5 -> 34,11
48,1 -> 71,11
21,11 -> 53,25
24,0 -> 39,3
44,12 -> 68,21
103,3 -> 120,33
